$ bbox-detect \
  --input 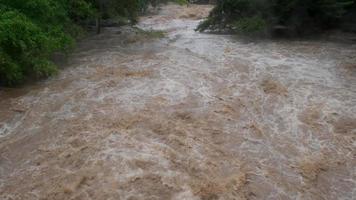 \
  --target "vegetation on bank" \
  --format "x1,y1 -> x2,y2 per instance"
197,0 -> 356,36
0,0 -> 186,86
